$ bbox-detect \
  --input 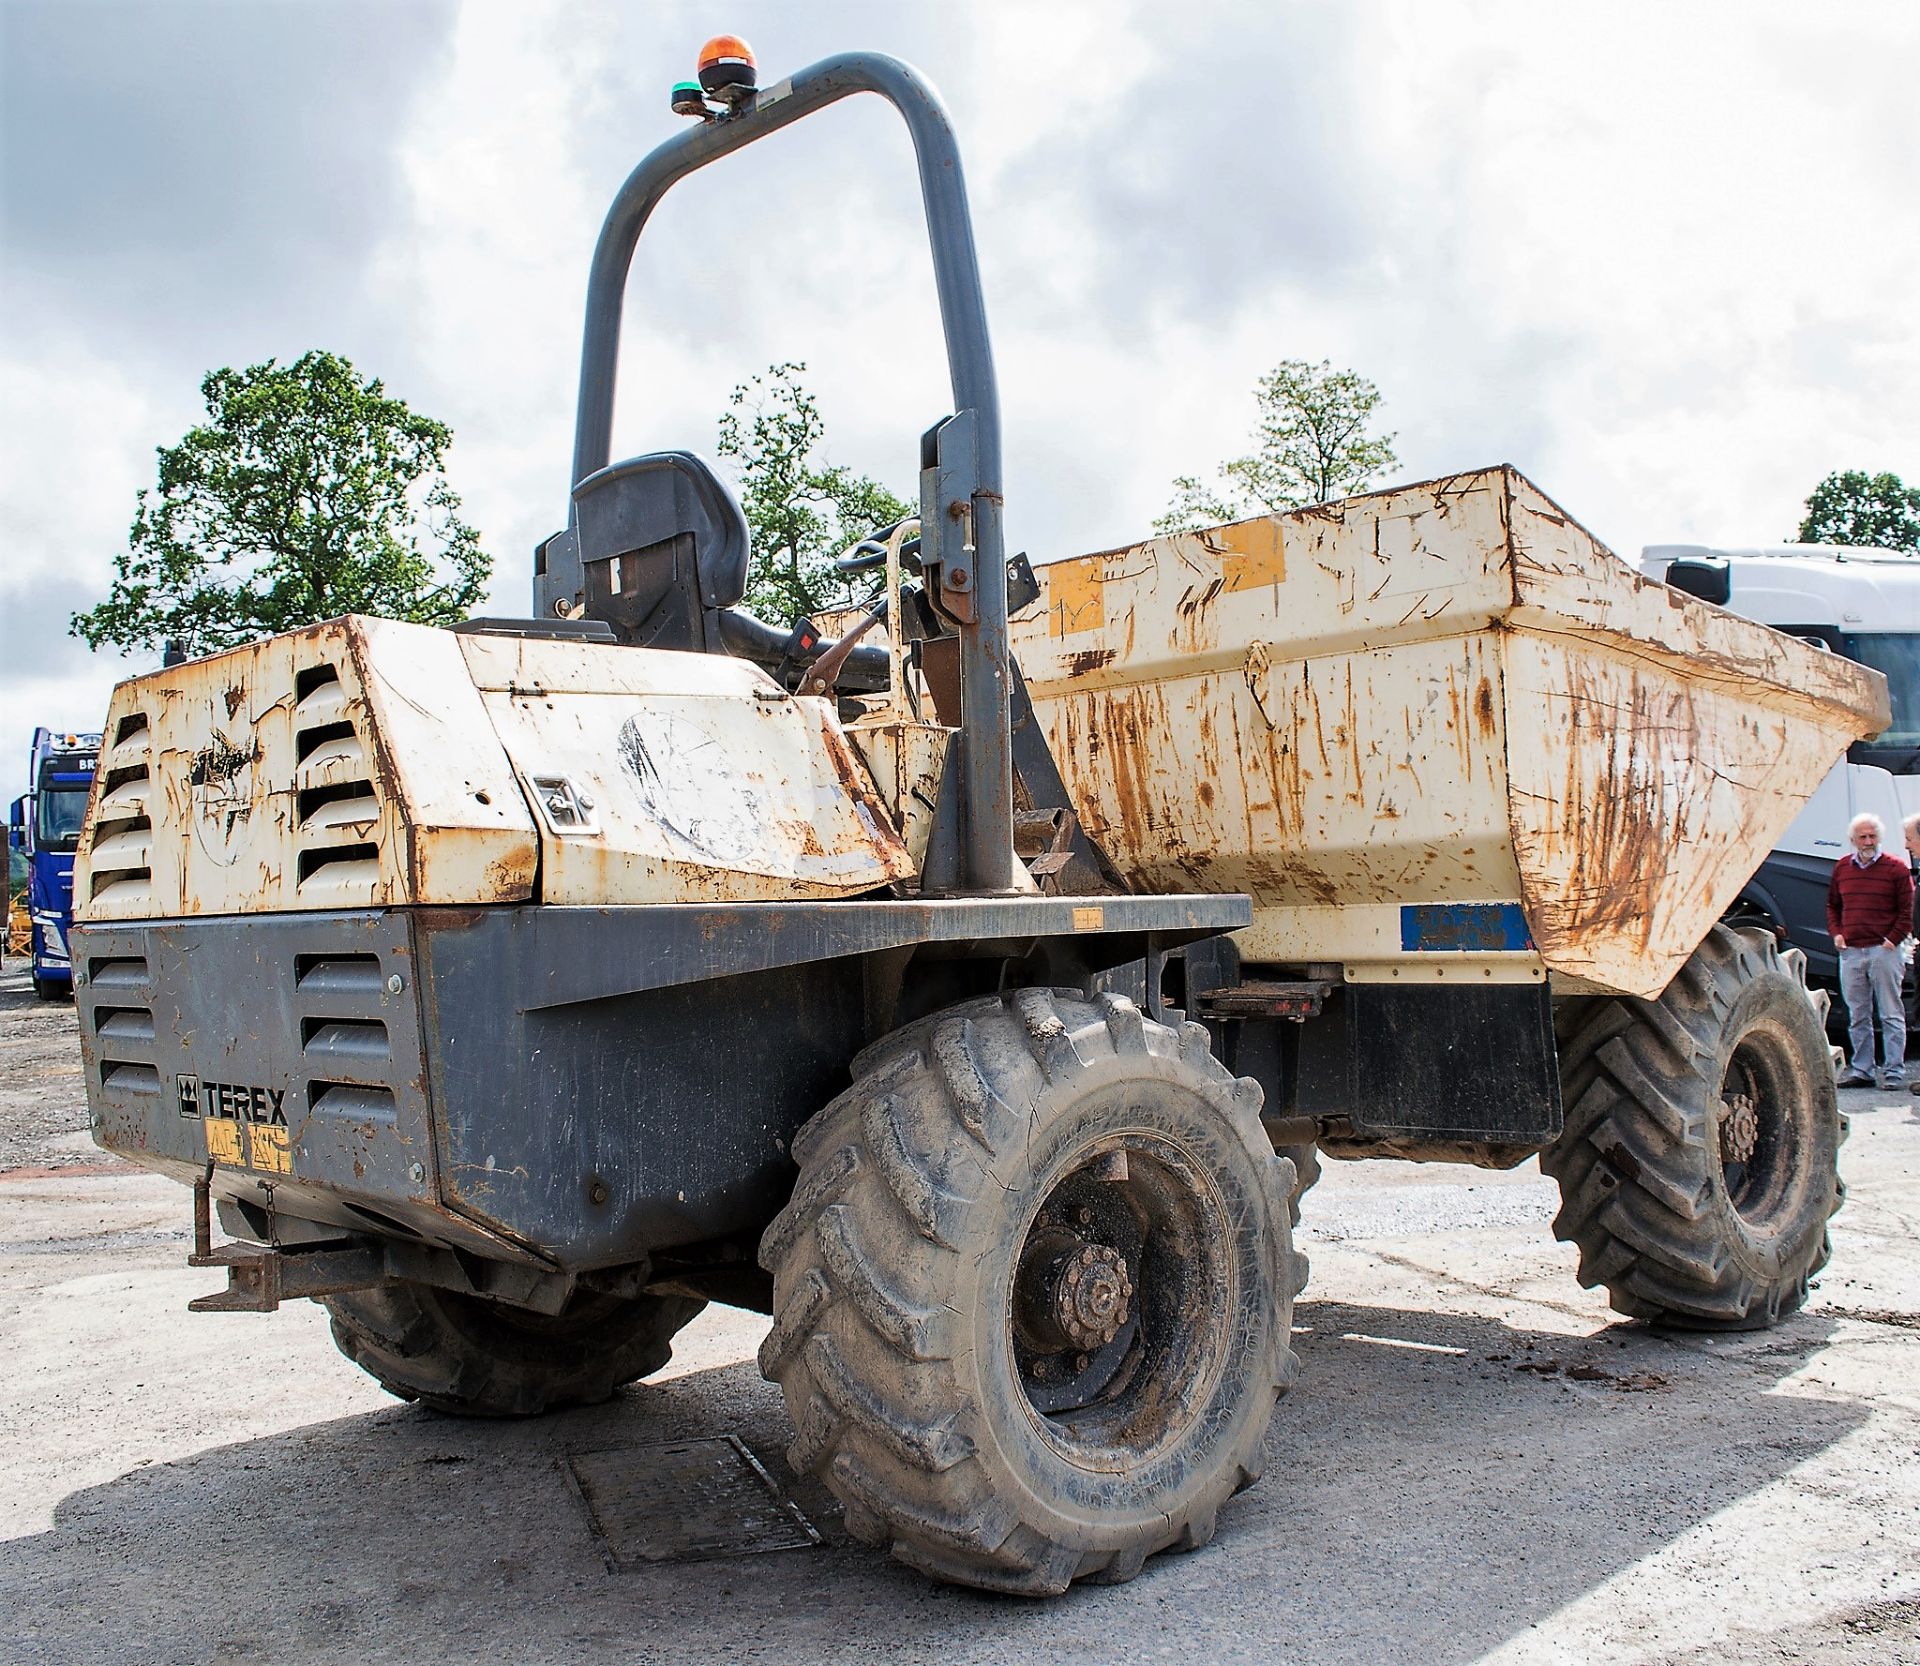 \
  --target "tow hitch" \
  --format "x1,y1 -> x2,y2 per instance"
187,1166 -> 389,1313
